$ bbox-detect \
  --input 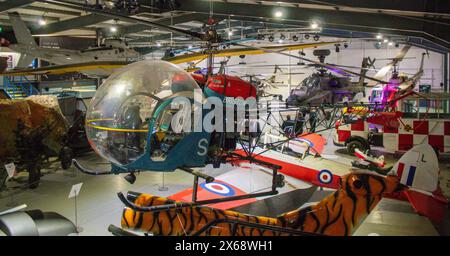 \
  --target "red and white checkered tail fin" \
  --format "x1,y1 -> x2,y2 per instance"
391,144 -> 439,193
